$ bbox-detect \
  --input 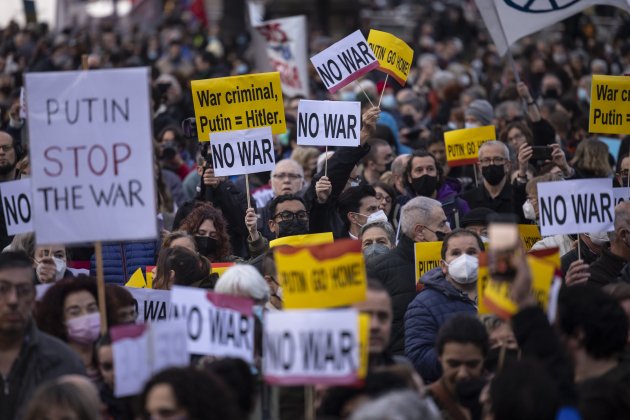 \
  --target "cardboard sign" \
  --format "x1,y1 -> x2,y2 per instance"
518,224 -> 542,251
254,16 -> 310,98
444,126 -> 496,167
614,187 -> 630,206
125,287 -> 172,323
191,72 -> 286,140
111,319 -> 189,397
366,30 -> 414,85
310,30 -> 379,93
589,75 -> 630,135
263,308 -> 363,385
269,232 -> 334,248
25,68 -> 157,245
274,239 -> 367,309
170,286 -> 255,362
414,241 -> 443,283
0,179 -> 33,235
209,127 -> 276,176
537,178 -> 614,236
297,100 -> 361,147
